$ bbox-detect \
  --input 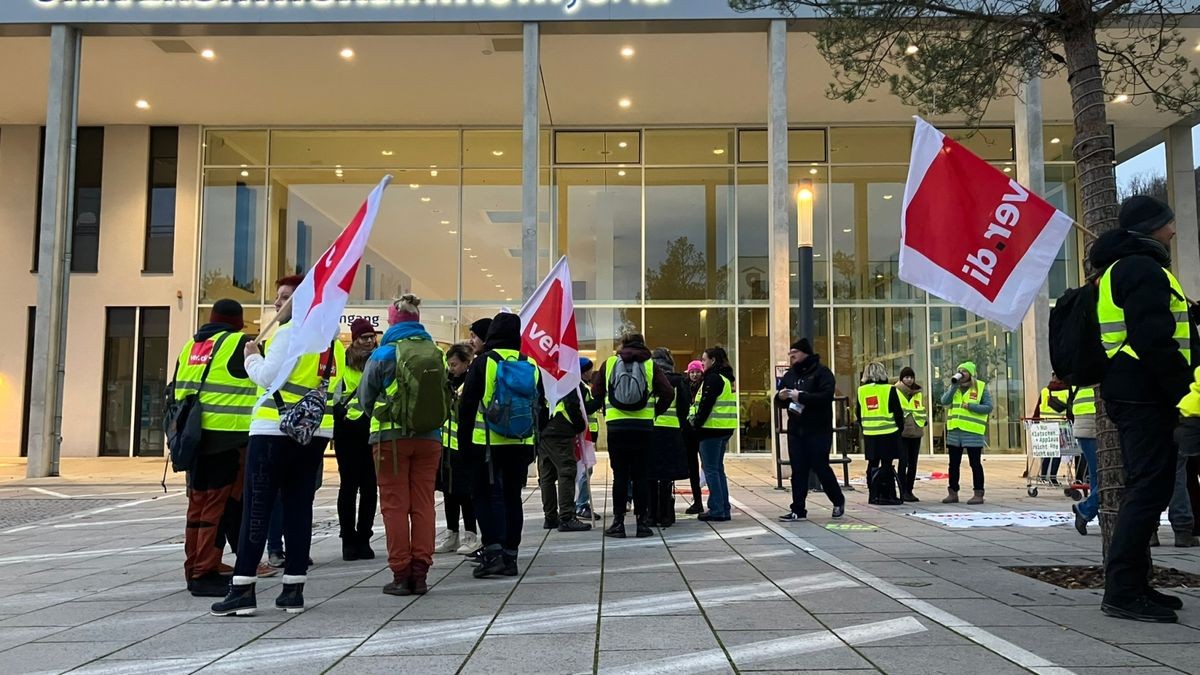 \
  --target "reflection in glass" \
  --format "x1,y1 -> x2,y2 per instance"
135,308 -> 171,457
1044,164 -> 1080,299
738,308 -> 773,453
269,130 -> 460,168
928,307 -> 1023,453
644,308 -> 731,374
644,129 -> 734,166
737,129 -> 827,164
644,168 -> 734,302
555,131 -> 640,164
204,130 -> 268,166
736,167 -> 830,303
100,308 -> 136,457
829,127 -> 912,164
200,168 -> 267,305
555,168 -> 641,302
830,166 -> 920,302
